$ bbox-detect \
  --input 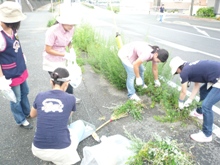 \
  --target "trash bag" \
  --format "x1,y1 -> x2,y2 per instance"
0,88 -> 16,103
66,60 -> 82,89
80,134 -> 134,165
